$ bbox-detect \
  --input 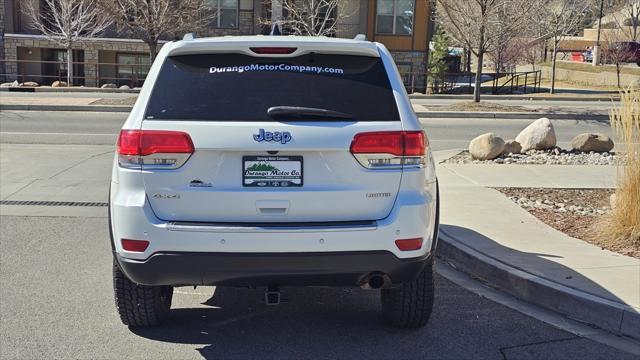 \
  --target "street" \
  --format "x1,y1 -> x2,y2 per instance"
0,110 -> 614,150
0,110 -> 633,359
